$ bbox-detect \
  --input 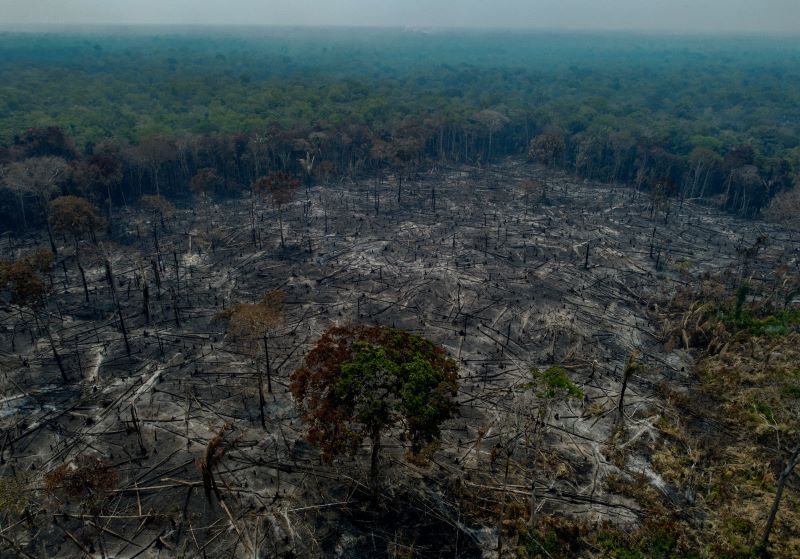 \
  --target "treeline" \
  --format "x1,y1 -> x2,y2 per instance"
0,29 -> 798,229
0,119 -> 795,235
528,128 -> 796,216
0,118 -> 531,233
